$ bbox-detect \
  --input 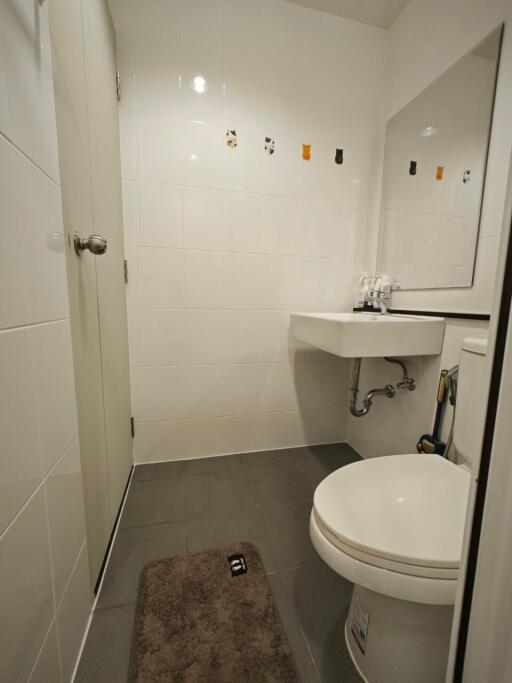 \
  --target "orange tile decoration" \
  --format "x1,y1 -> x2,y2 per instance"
302,143 -> 311,161
436,165 -> 444,180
